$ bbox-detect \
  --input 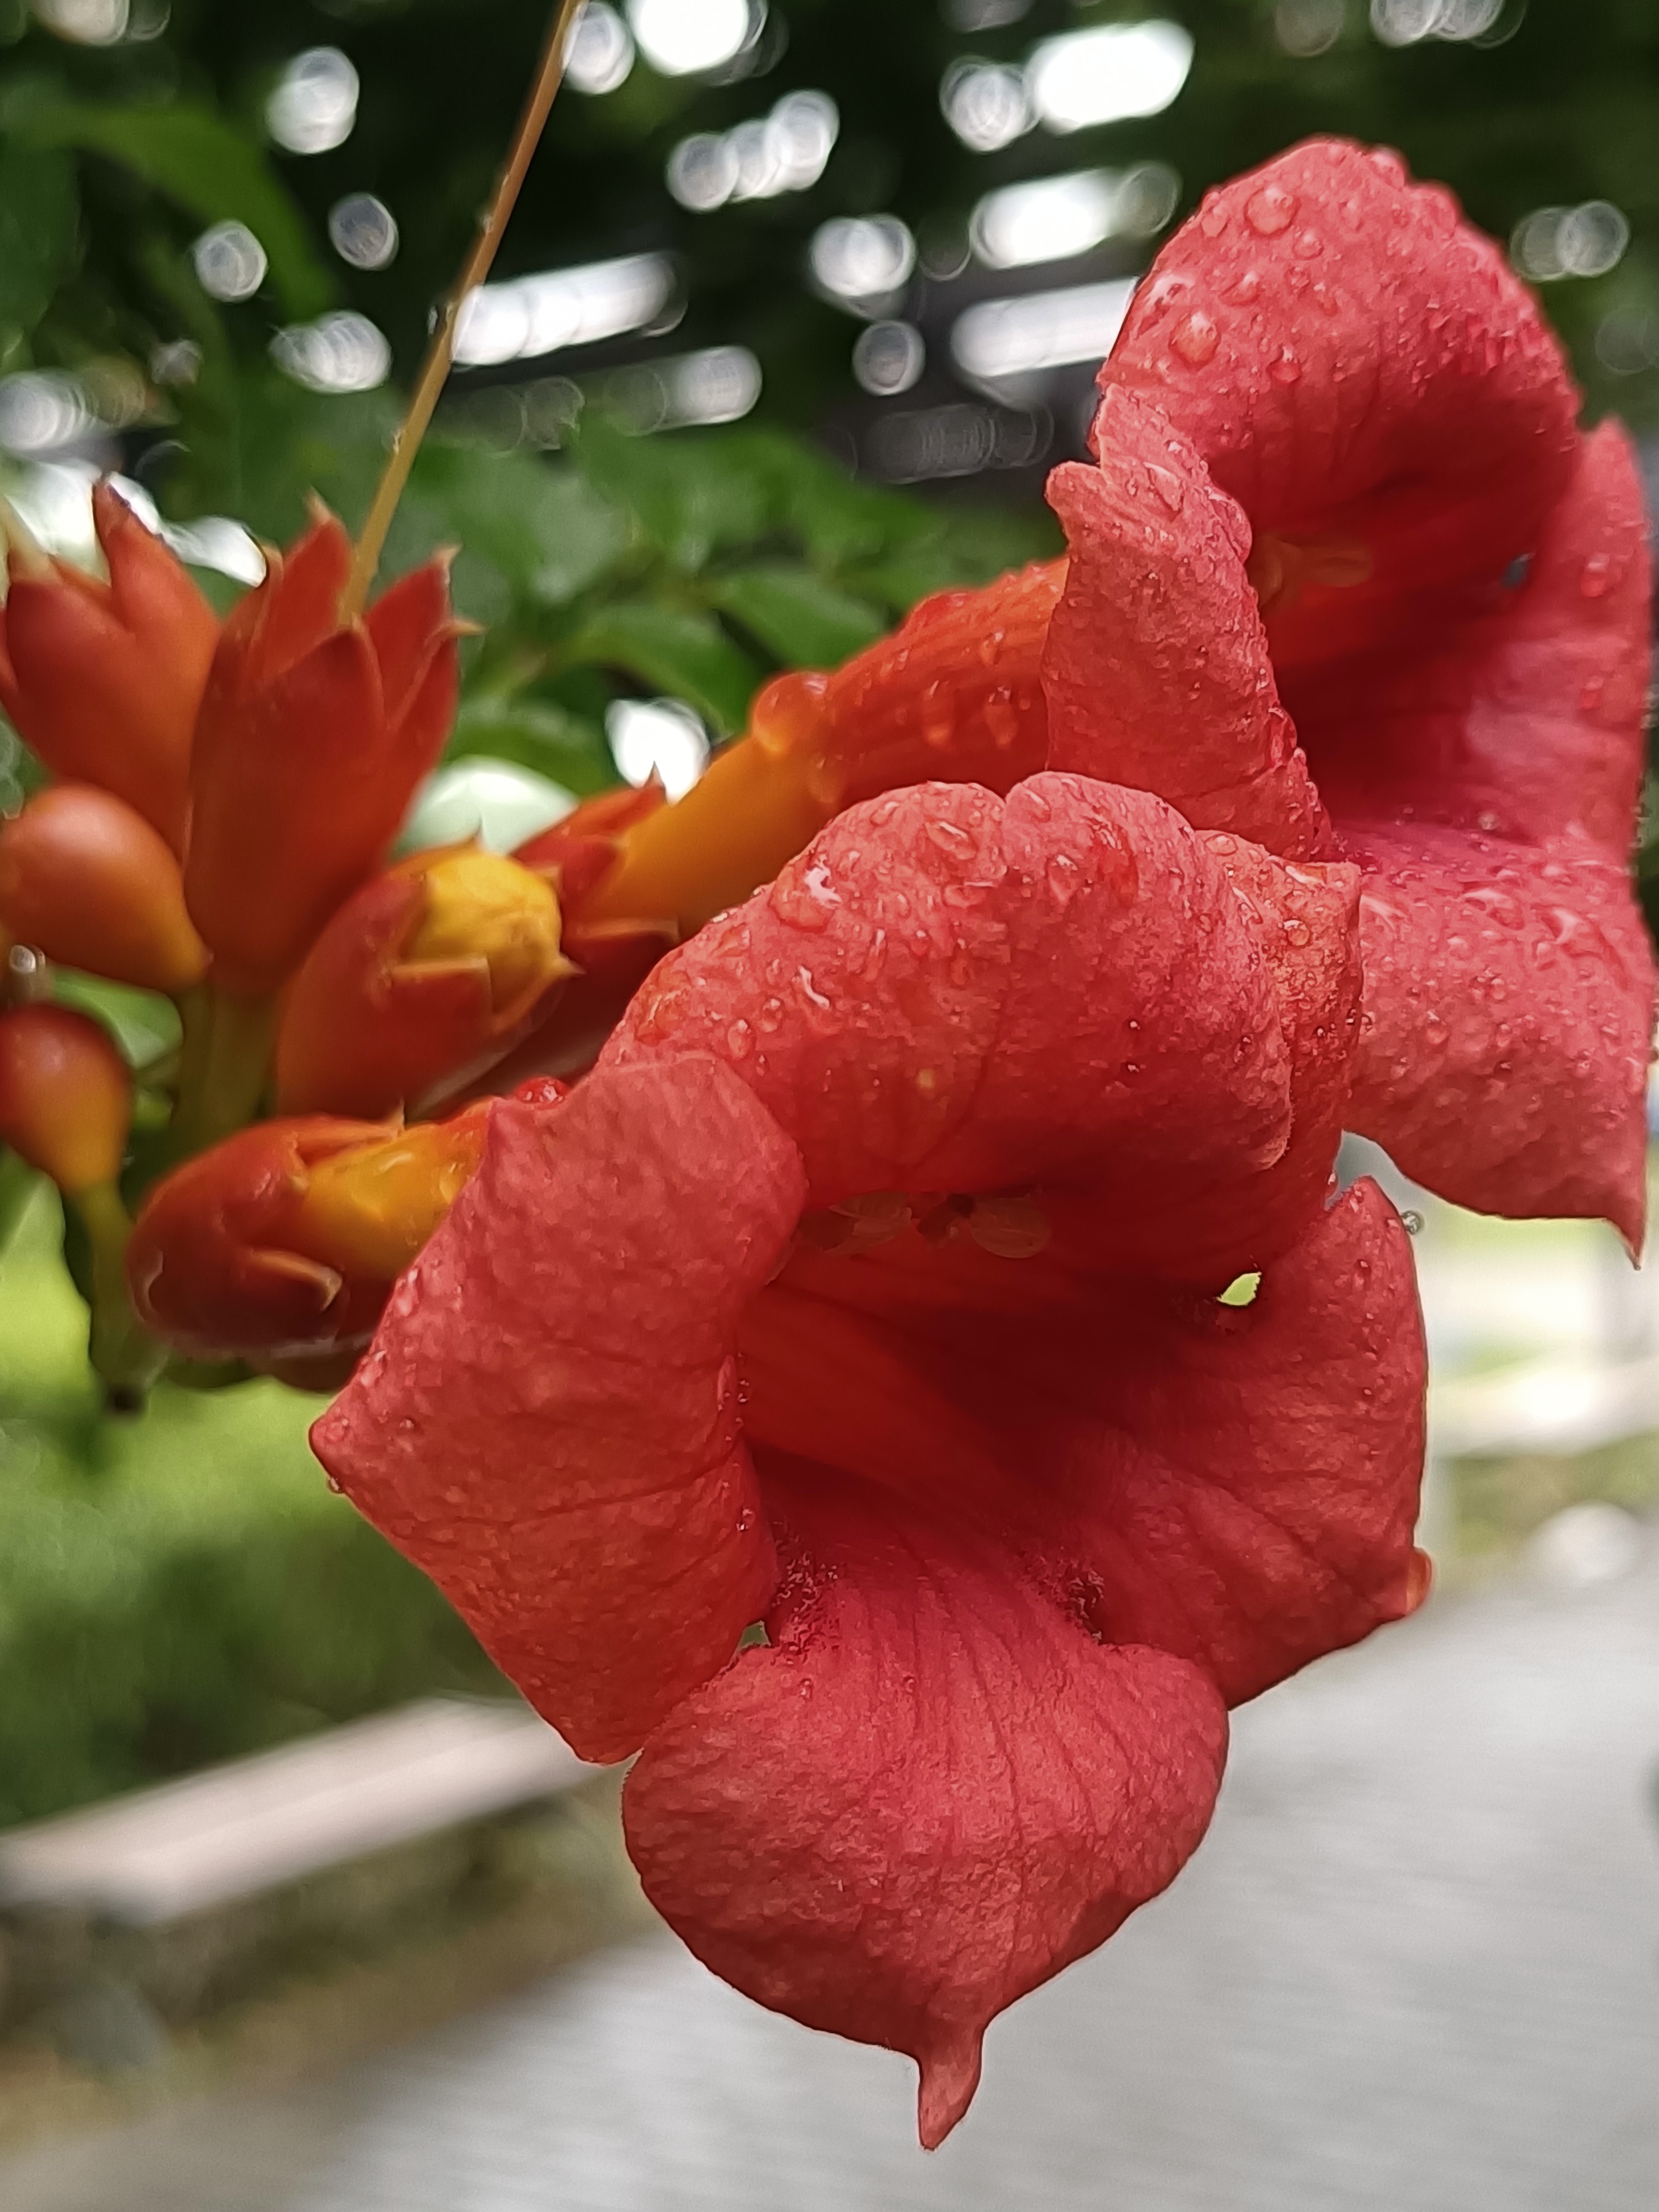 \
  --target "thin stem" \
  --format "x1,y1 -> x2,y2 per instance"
166,985 -> 277,1163
339,0 -> 587,624
75,1180 -> 163,1410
